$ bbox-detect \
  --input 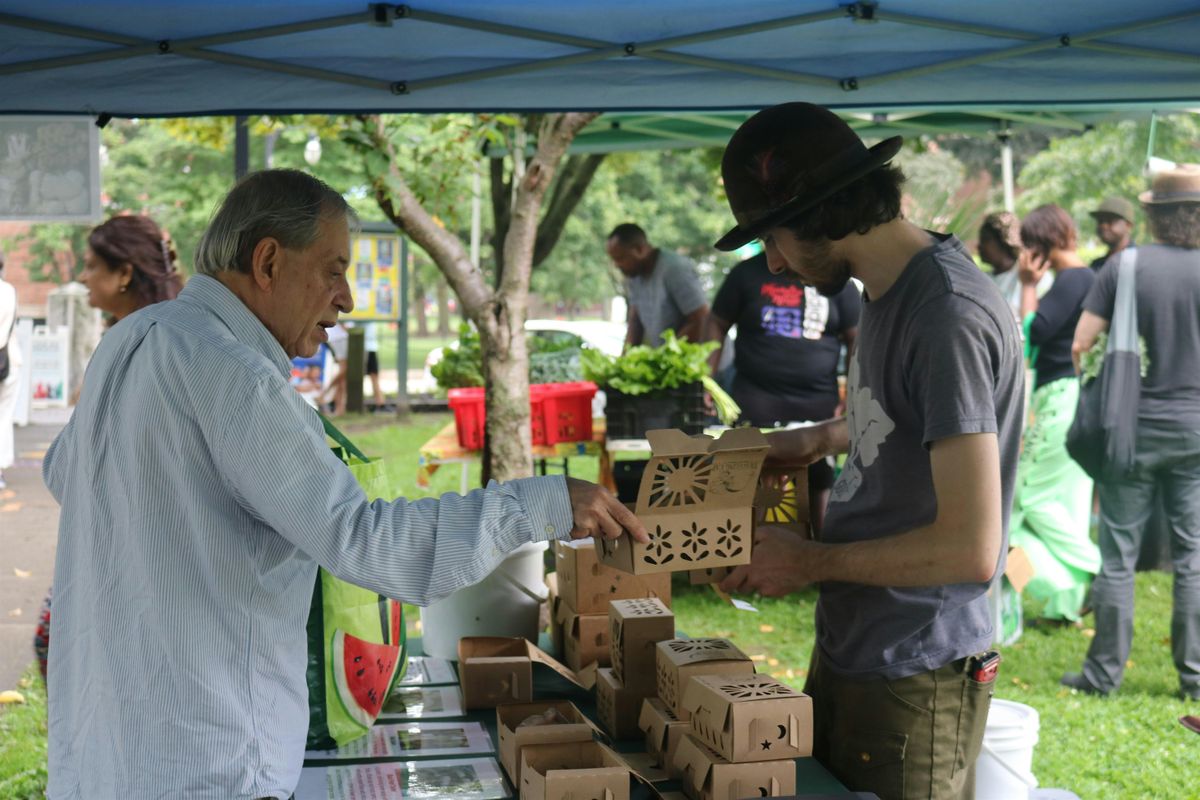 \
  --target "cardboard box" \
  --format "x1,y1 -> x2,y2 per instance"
682,673 -> 813,763
558,603 -> 611,671
655,638 -> 754,719
639,697 -> 689,776
672,733 -> 796,800
519,740 -> 631,800
458,637 -> 595,710
496,700 -> 601,785
554,540 -> 672,613
755,466 -> 811,538
597,428 -> 769,576
609,598 -> 674,693
595,667 -> 649,741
